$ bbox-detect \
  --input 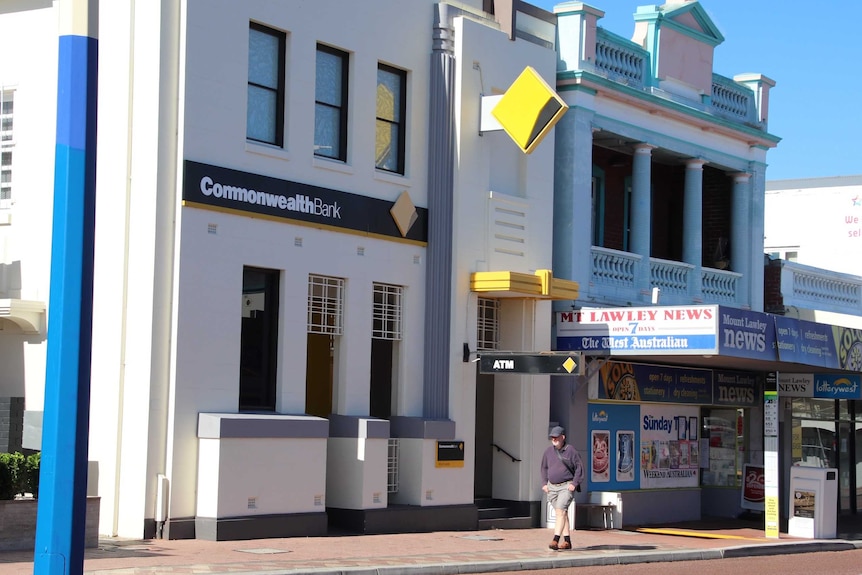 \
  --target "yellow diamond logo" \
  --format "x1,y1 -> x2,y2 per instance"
390,191 -> 418,237
562,357 -> 577,374
491,66 -> 568,154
